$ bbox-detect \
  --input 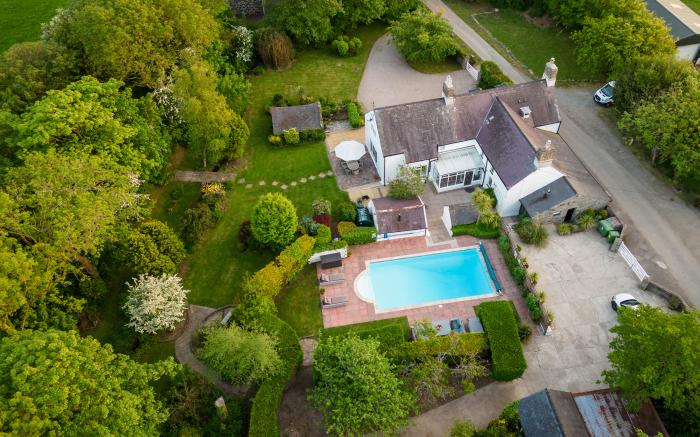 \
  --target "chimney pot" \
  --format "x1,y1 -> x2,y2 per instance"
542,57 -> 558,87
442,75 -> 455,105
